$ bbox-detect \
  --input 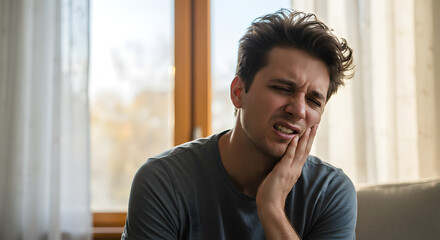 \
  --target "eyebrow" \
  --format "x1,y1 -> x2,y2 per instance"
269,78 -> 327,102
269,78 -> 295,87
